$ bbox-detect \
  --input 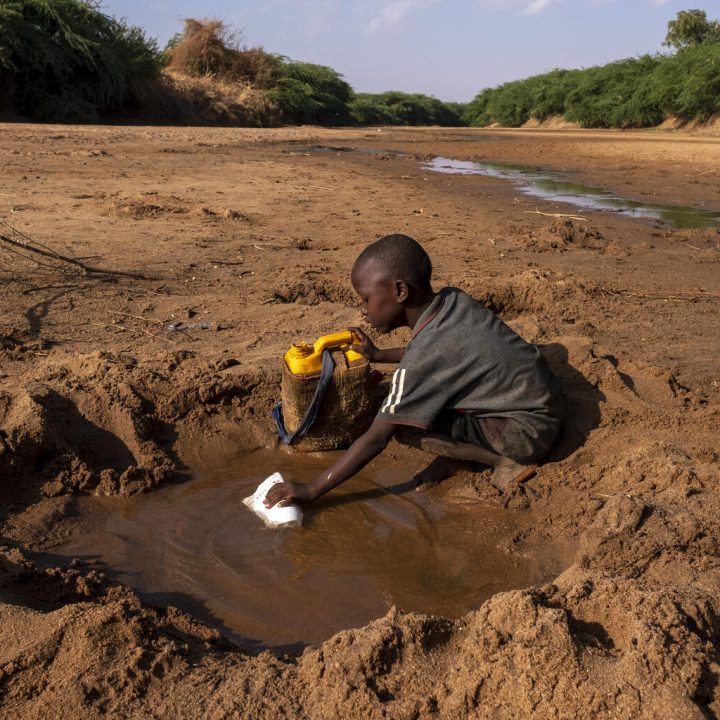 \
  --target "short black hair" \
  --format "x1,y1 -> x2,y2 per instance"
354,234 -> 432,290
